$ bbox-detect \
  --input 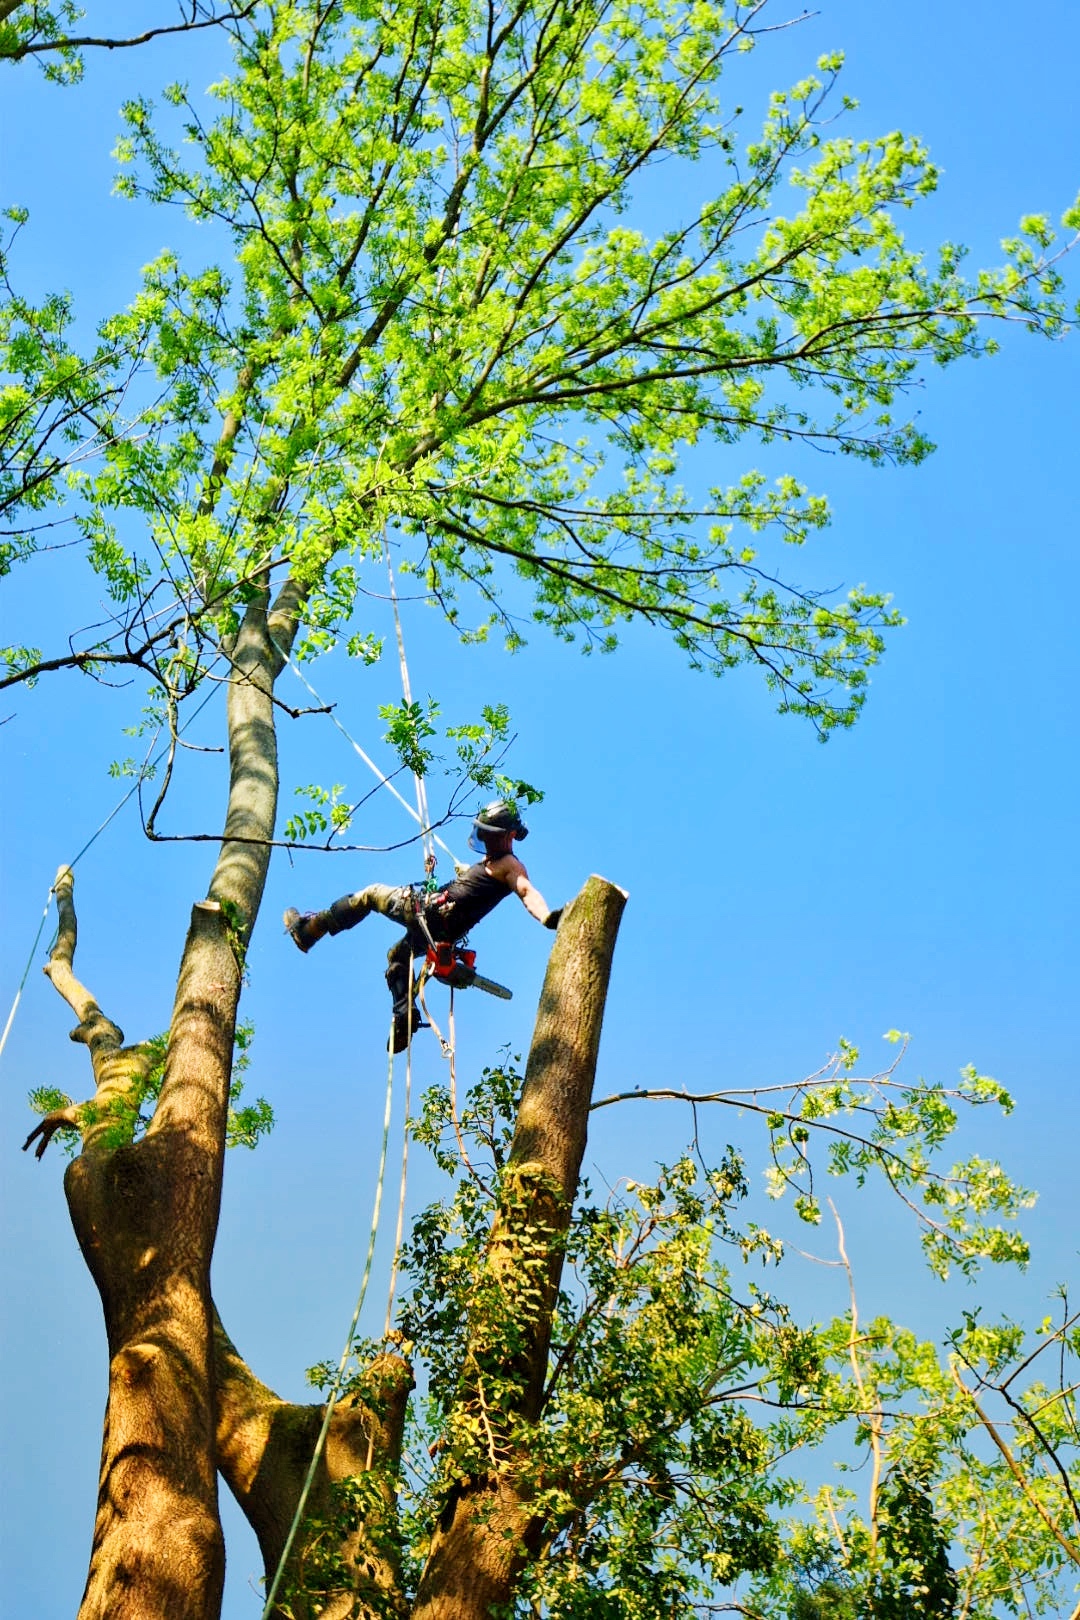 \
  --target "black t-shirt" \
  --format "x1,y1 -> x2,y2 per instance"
425,862 -> 510,939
